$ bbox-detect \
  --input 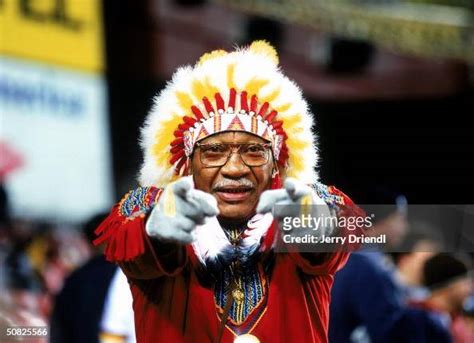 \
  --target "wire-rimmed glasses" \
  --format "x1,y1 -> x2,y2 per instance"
195,142 -> 272,167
